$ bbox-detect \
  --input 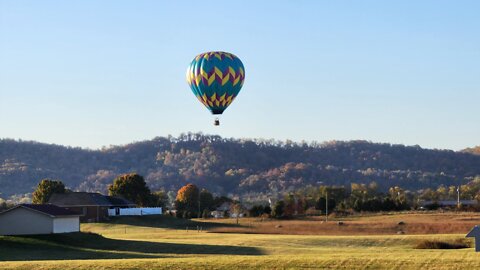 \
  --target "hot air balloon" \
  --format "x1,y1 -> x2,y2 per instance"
186,51 -> 245,126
